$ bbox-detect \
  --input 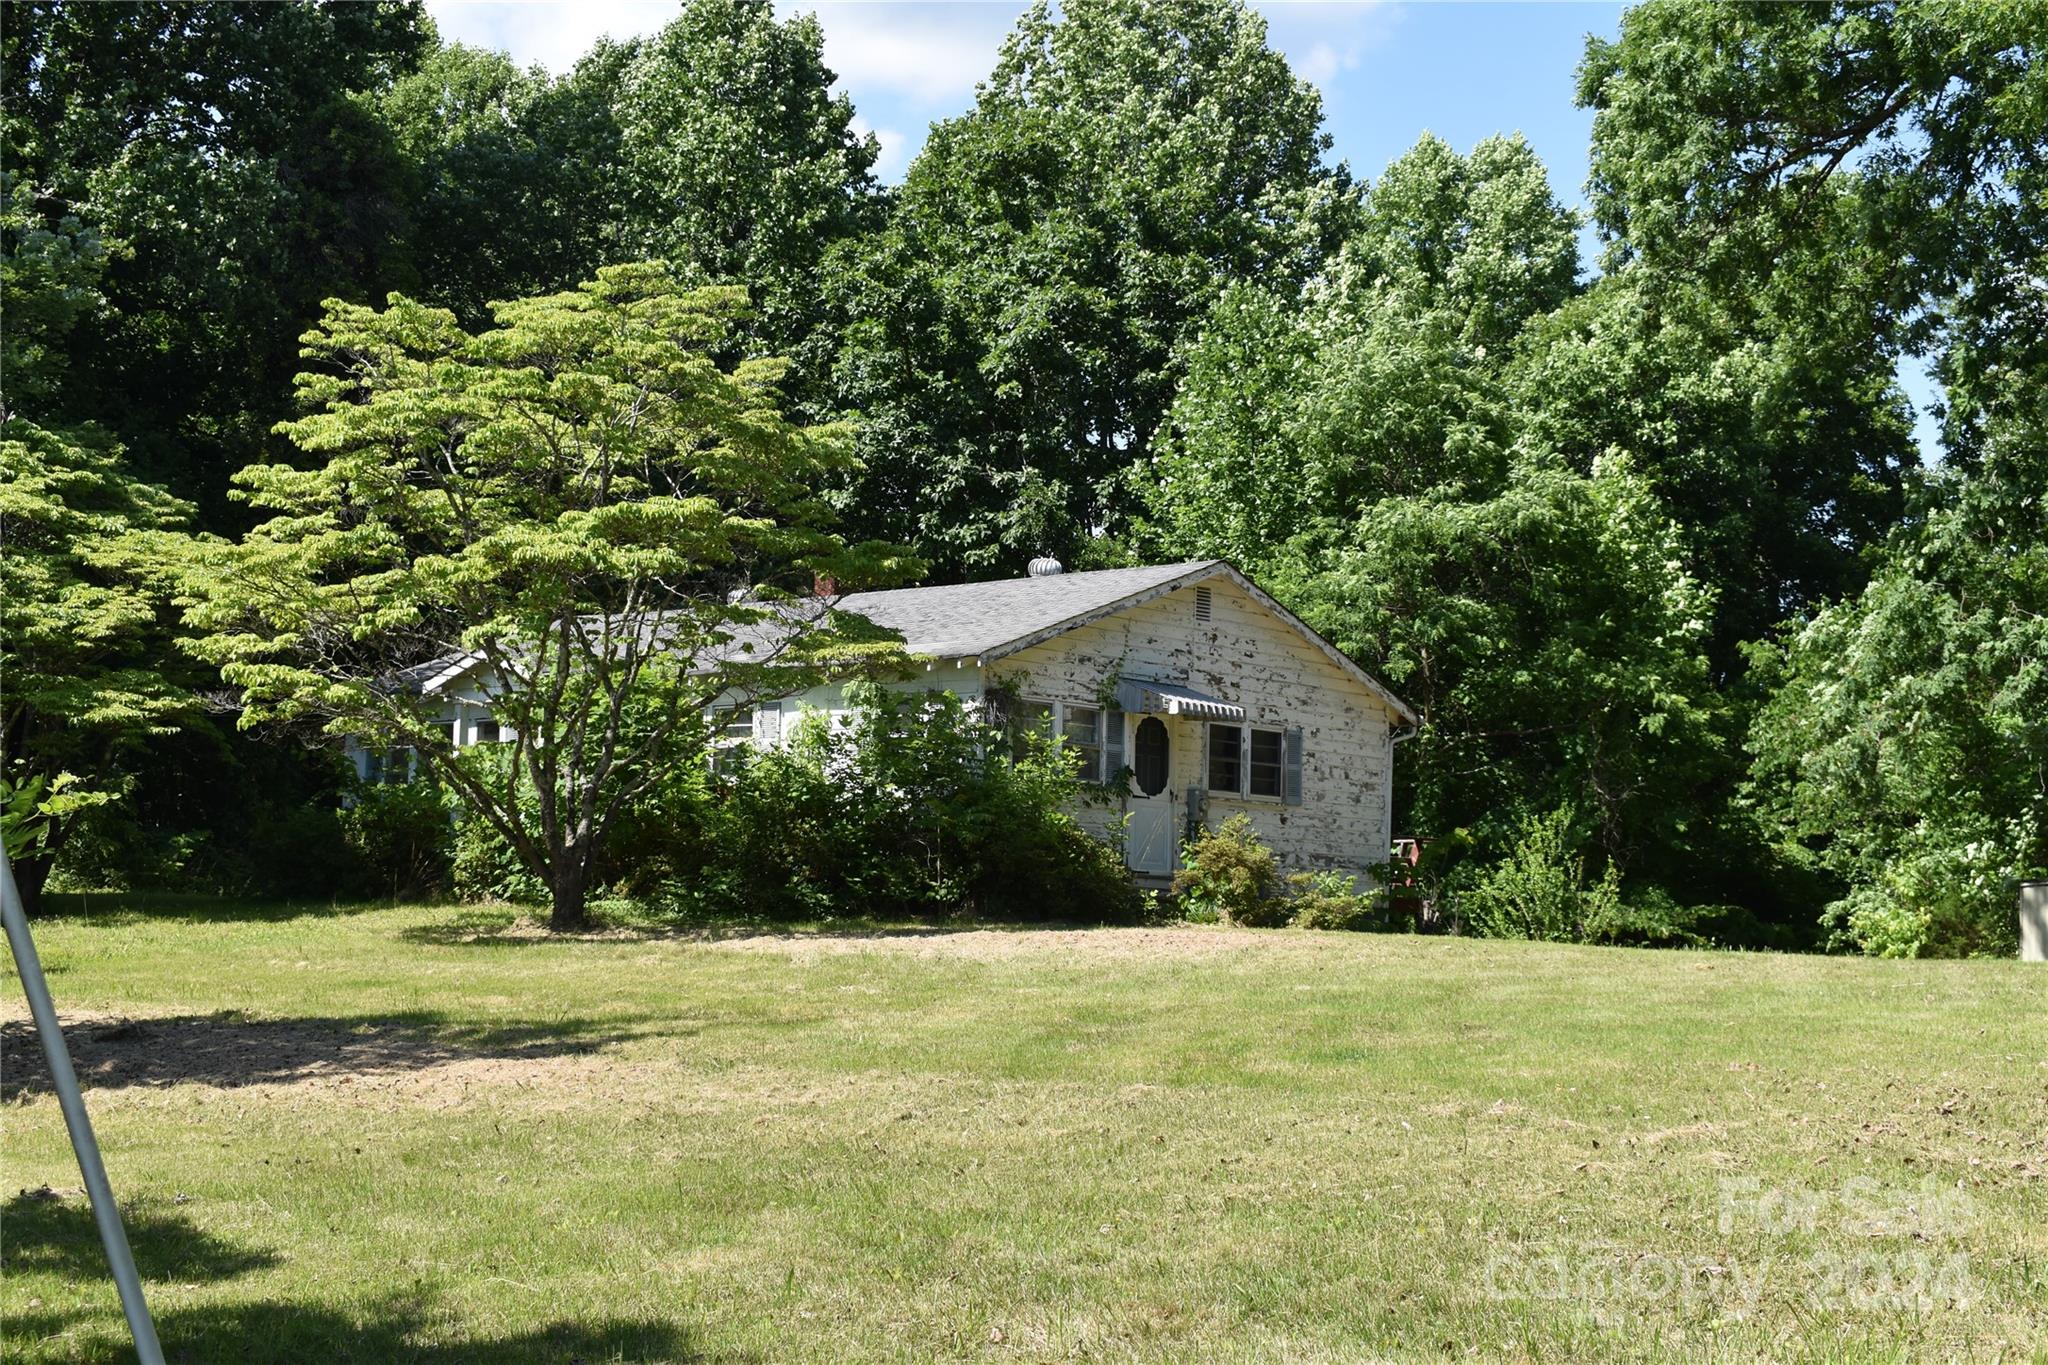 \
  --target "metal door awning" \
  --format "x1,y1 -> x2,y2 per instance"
1114,679 -> 1244,719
